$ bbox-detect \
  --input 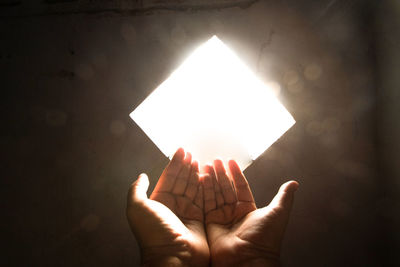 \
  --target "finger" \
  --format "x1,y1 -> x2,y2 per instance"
269,180 -> 299,212
172,152 -> 192,195
228,160 -> 255,203
127,173 -> 149,204
153,148 -> 185,193
194,184 -> 204,222
202,173 -> 216,213
194,182 -> 204,210
213,159 -> 236,204
205,164 -> 224,207
184,160 -> 200,201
